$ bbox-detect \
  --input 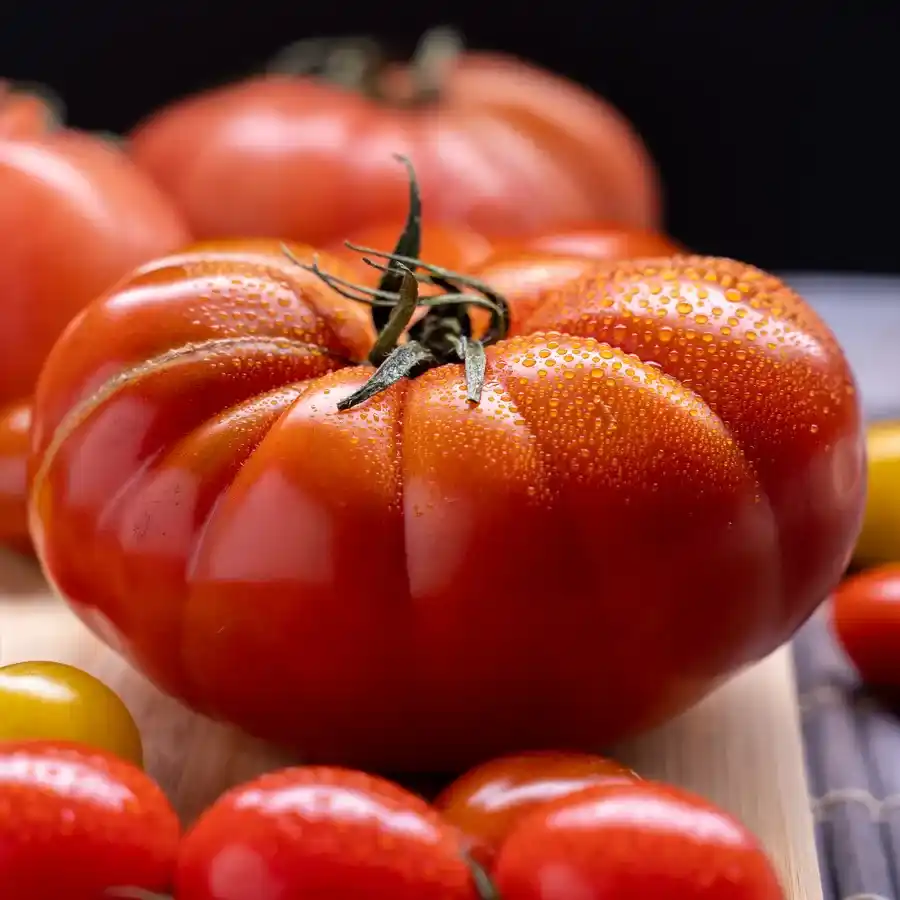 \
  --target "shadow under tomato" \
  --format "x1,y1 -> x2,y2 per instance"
0,546 -> 46,598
